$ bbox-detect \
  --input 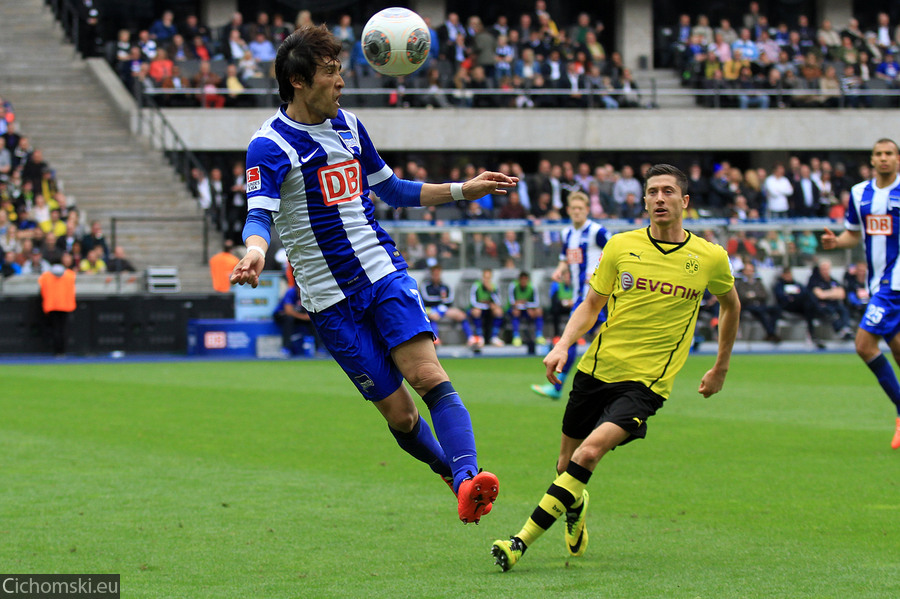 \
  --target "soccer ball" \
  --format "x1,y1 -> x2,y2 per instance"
361,7 -> 431,77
